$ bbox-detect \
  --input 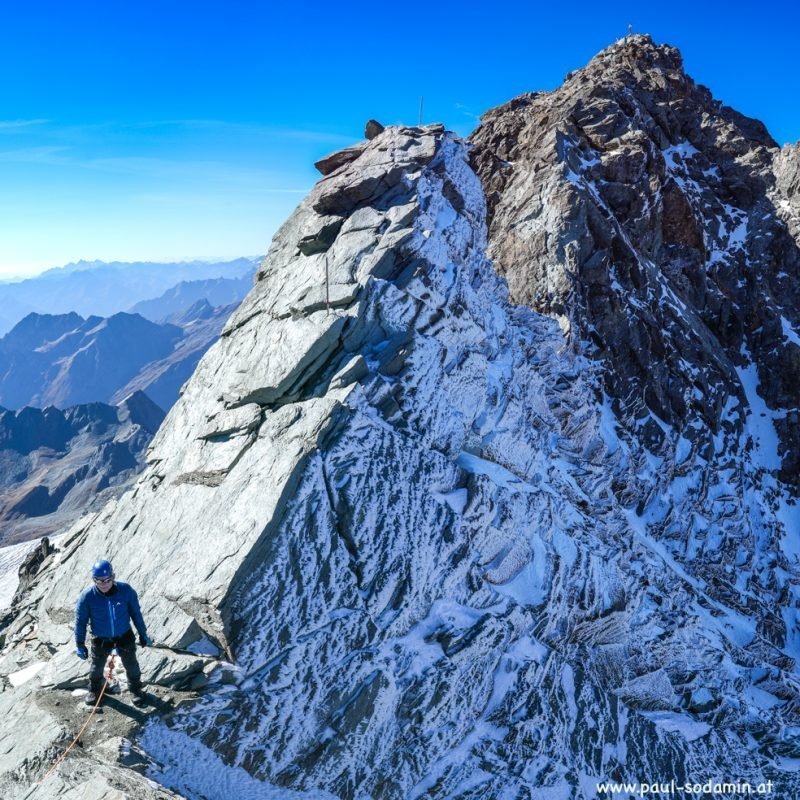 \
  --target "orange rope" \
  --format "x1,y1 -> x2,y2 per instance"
37,653 -> 116,785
